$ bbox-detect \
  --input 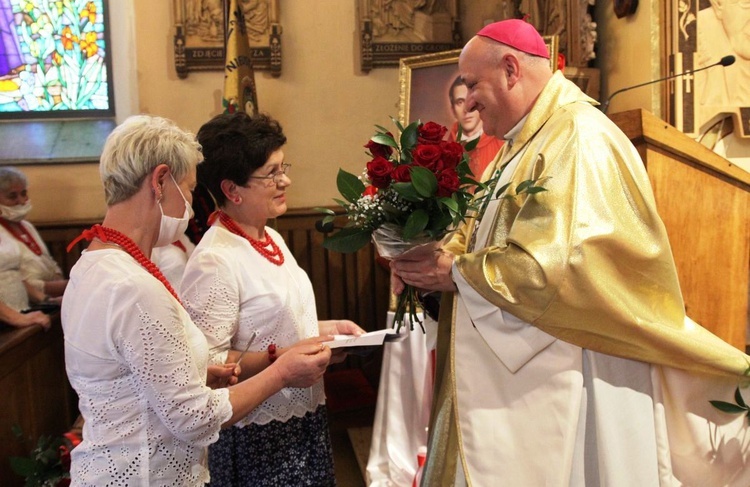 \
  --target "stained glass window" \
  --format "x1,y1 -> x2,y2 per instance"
0,0 -> 113,118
